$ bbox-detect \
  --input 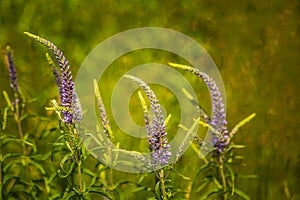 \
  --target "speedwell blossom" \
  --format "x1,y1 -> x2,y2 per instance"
6,46 -> 19,93
24,32 -> 82,124
169,63 -> 229,153
124,75 -> 171,167
93,79 -> 112,138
